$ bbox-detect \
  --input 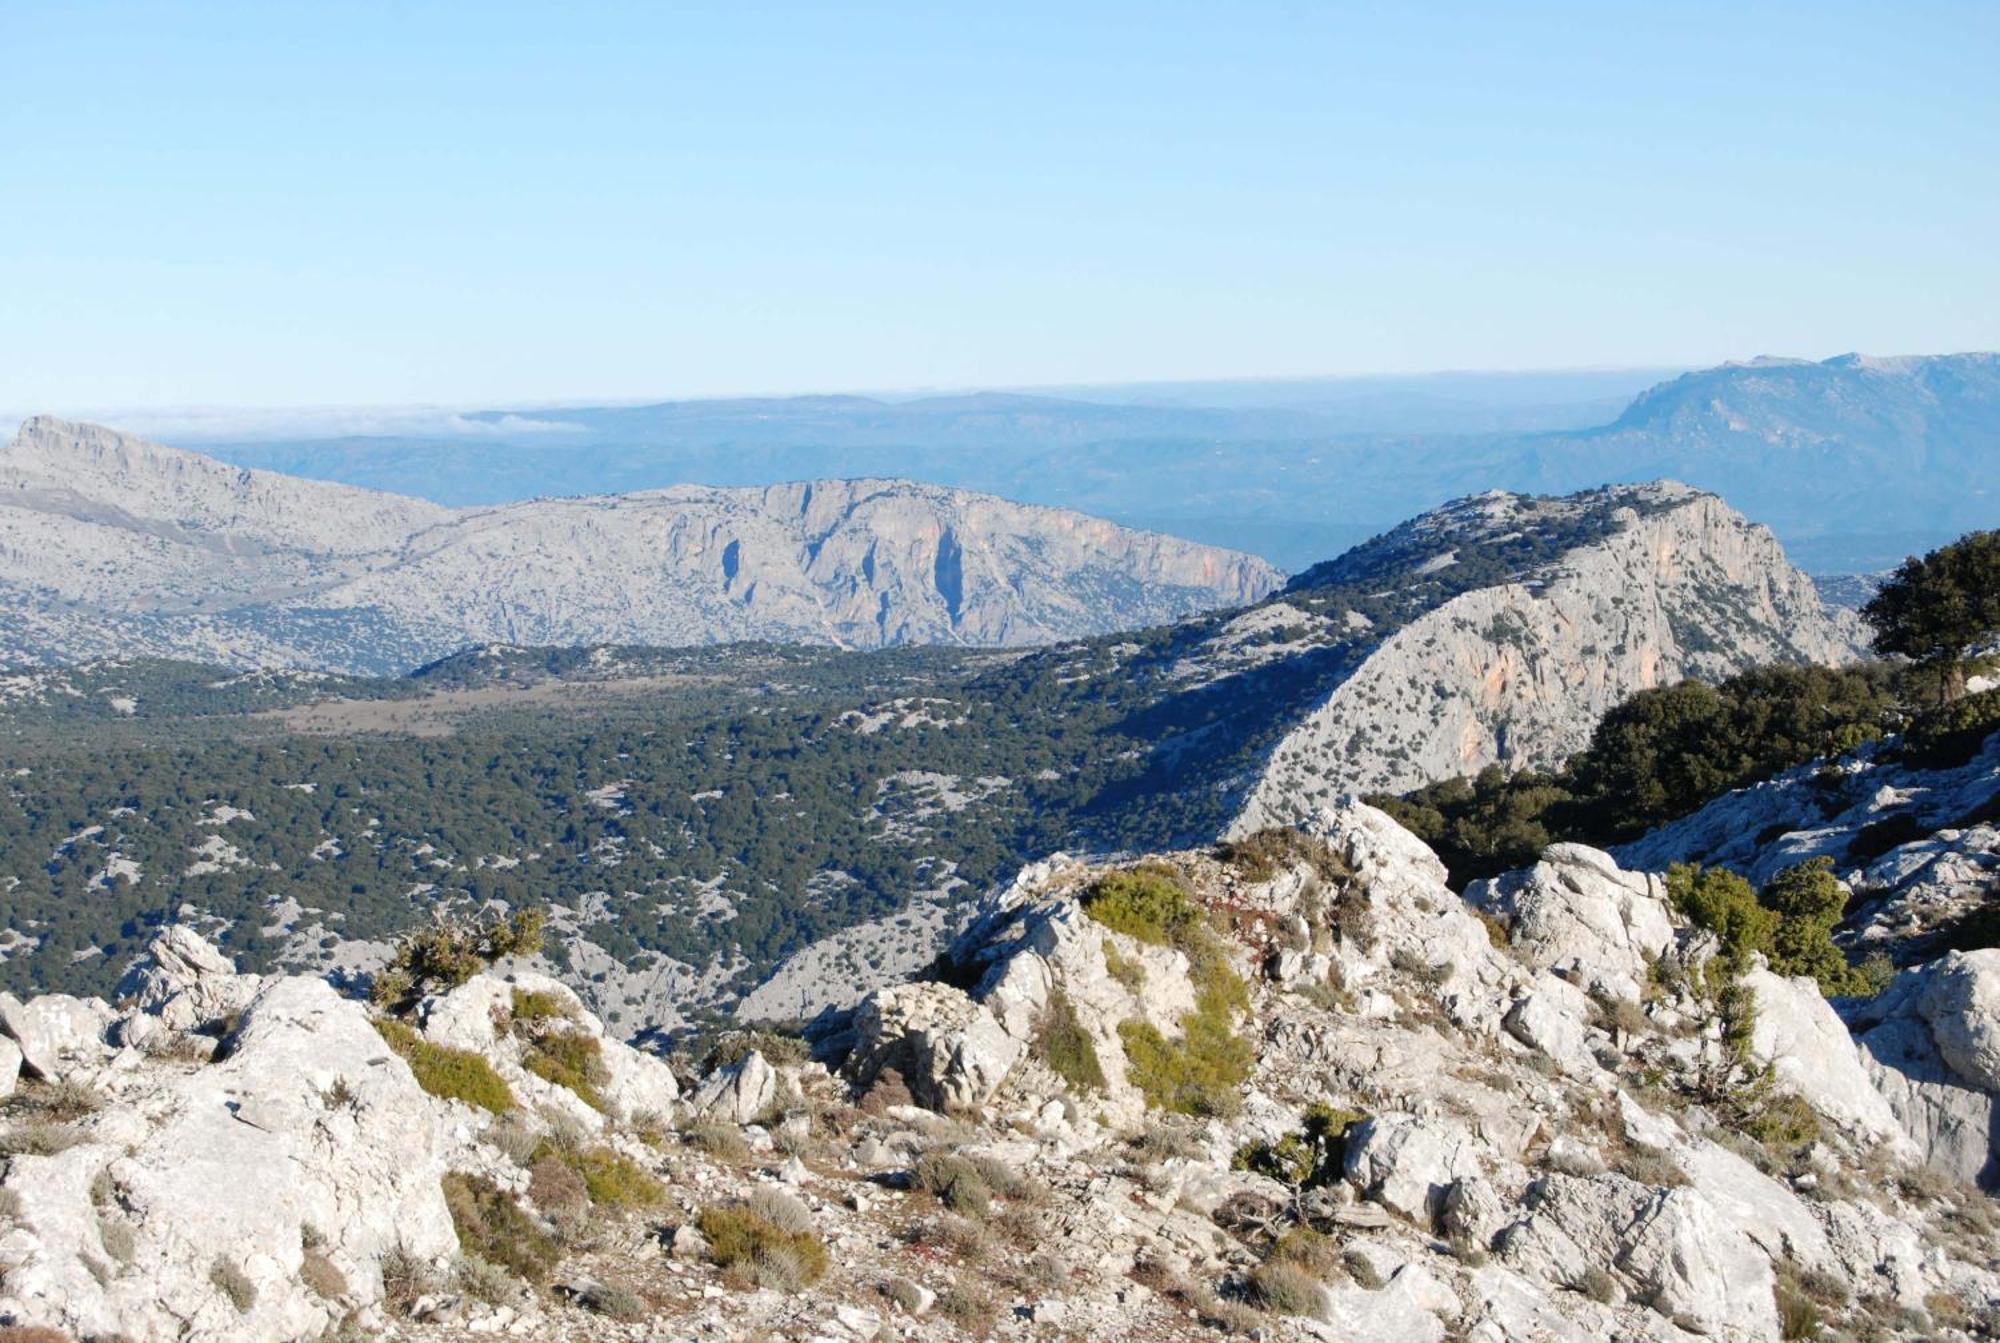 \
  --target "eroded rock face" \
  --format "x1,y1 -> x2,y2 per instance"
1849,954 -> 2000,1186
1238,484 -> 1863,813
1743,967 -> 1914,1151
847,981 -> 1024,1112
